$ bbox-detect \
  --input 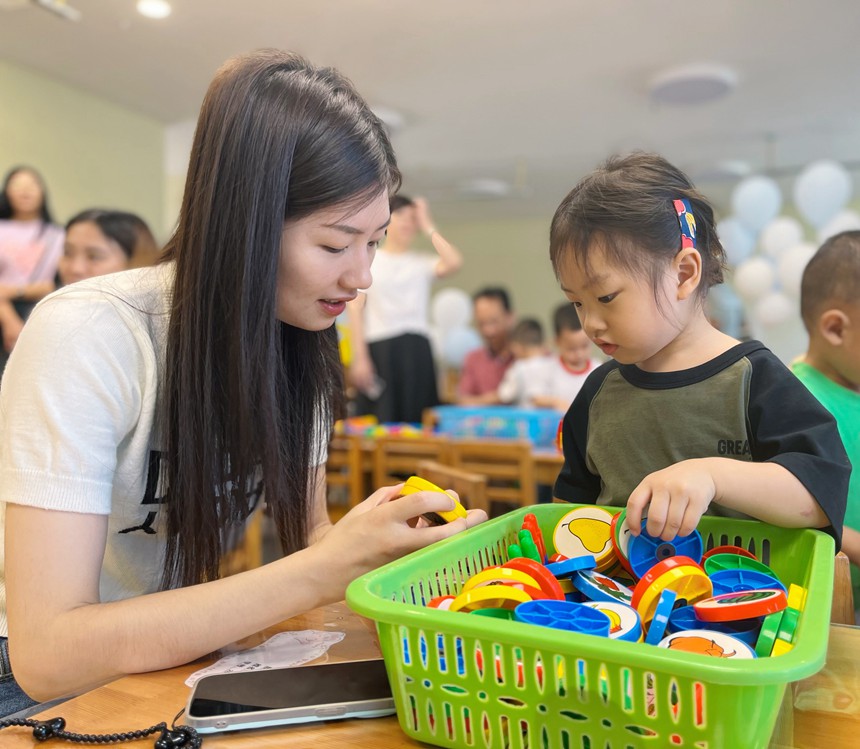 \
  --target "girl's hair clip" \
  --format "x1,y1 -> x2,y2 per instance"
673,198 -> 697,250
